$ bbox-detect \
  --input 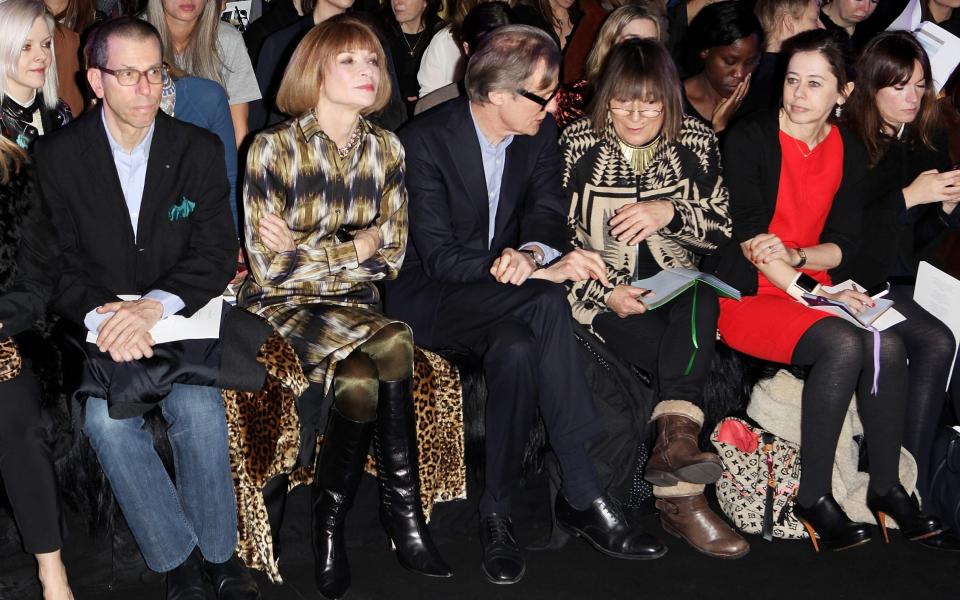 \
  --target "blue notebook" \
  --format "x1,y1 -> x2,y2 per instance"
630,268 -> 741,309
